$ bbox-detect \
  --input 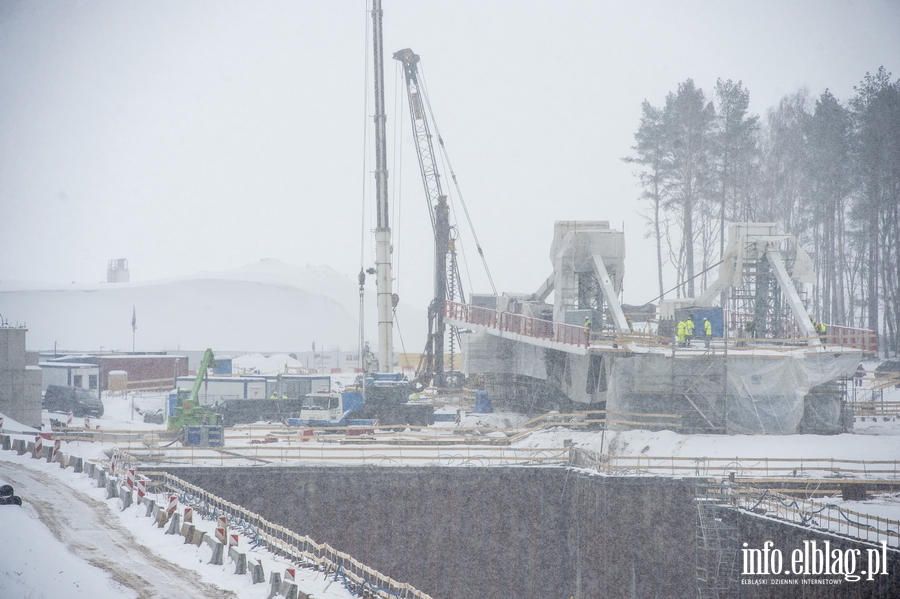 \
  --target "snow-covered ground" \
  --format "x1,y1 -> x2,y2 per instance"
0,449 -> 360,599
